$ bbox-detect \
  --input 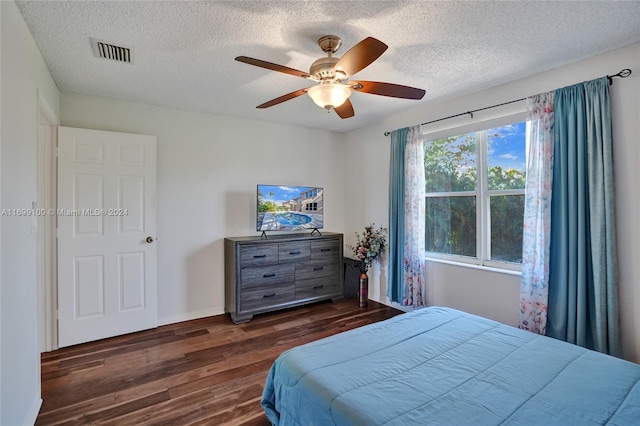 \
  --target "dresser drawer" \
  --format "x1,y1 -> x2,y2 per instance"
296,277 -> 340,300
295,260 -> 340,280
310,238 -> 341,260
278,242 -> 310,263
241,264 -> 294,289
241,283 -> 295,311
240,244 -> 278,267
